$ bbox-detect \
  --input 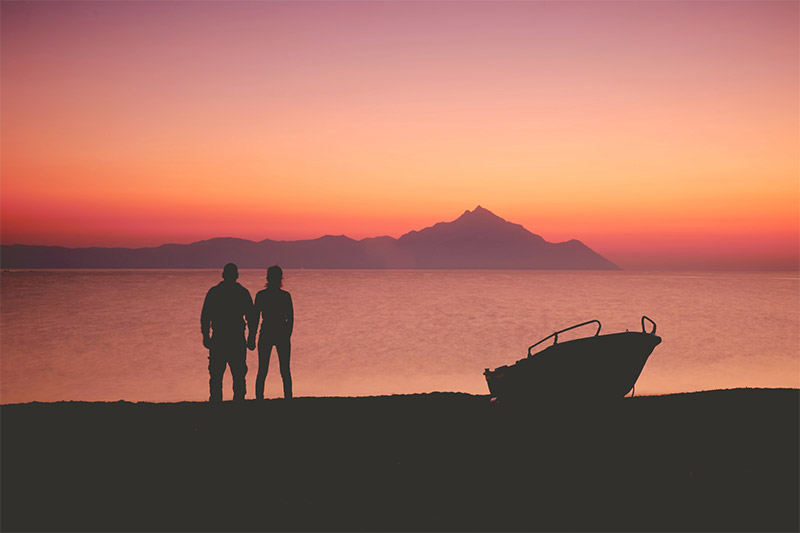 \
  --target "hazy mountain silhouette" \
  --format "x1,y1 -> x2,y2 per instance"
0,206 -> 619,269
